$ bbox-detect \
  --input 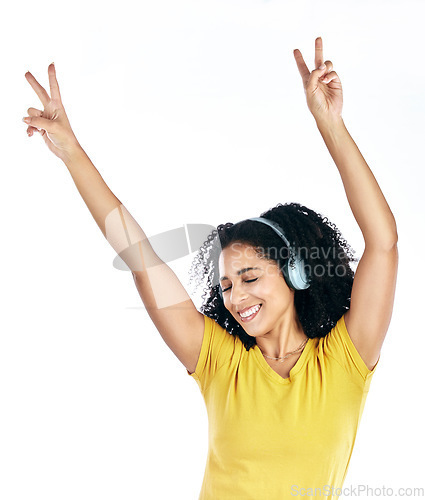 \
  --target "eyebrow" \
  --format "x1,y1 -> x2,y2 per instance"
219,267 -> 261,282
